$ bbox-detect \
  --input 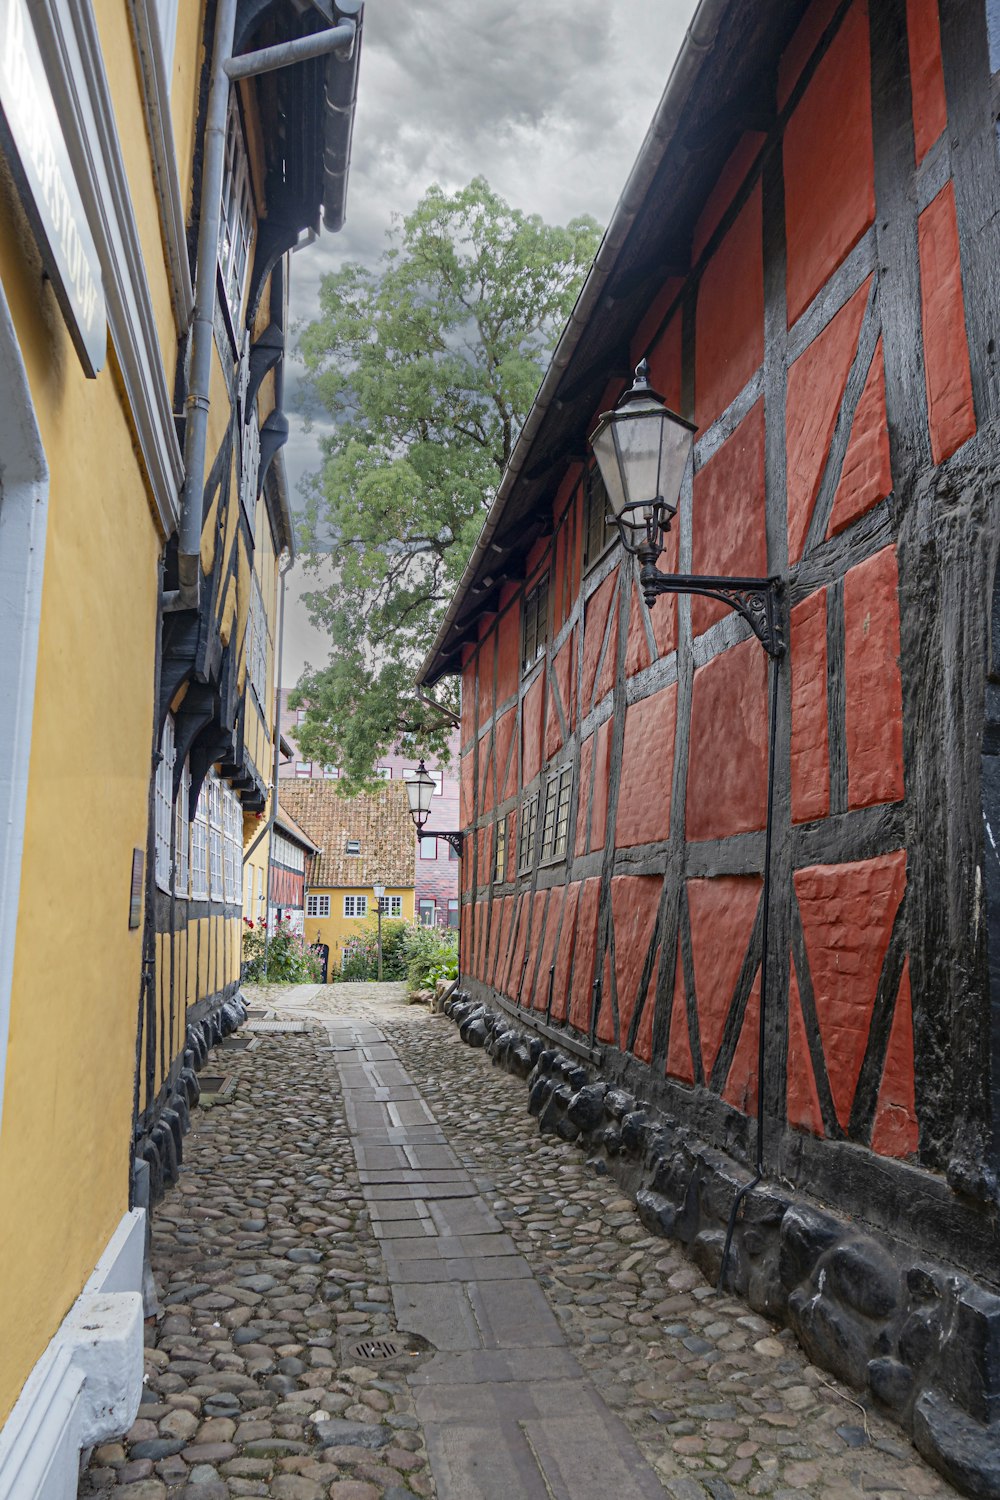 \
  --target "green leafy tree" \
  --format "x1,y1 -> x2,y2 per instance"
293,177 -> 601,788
